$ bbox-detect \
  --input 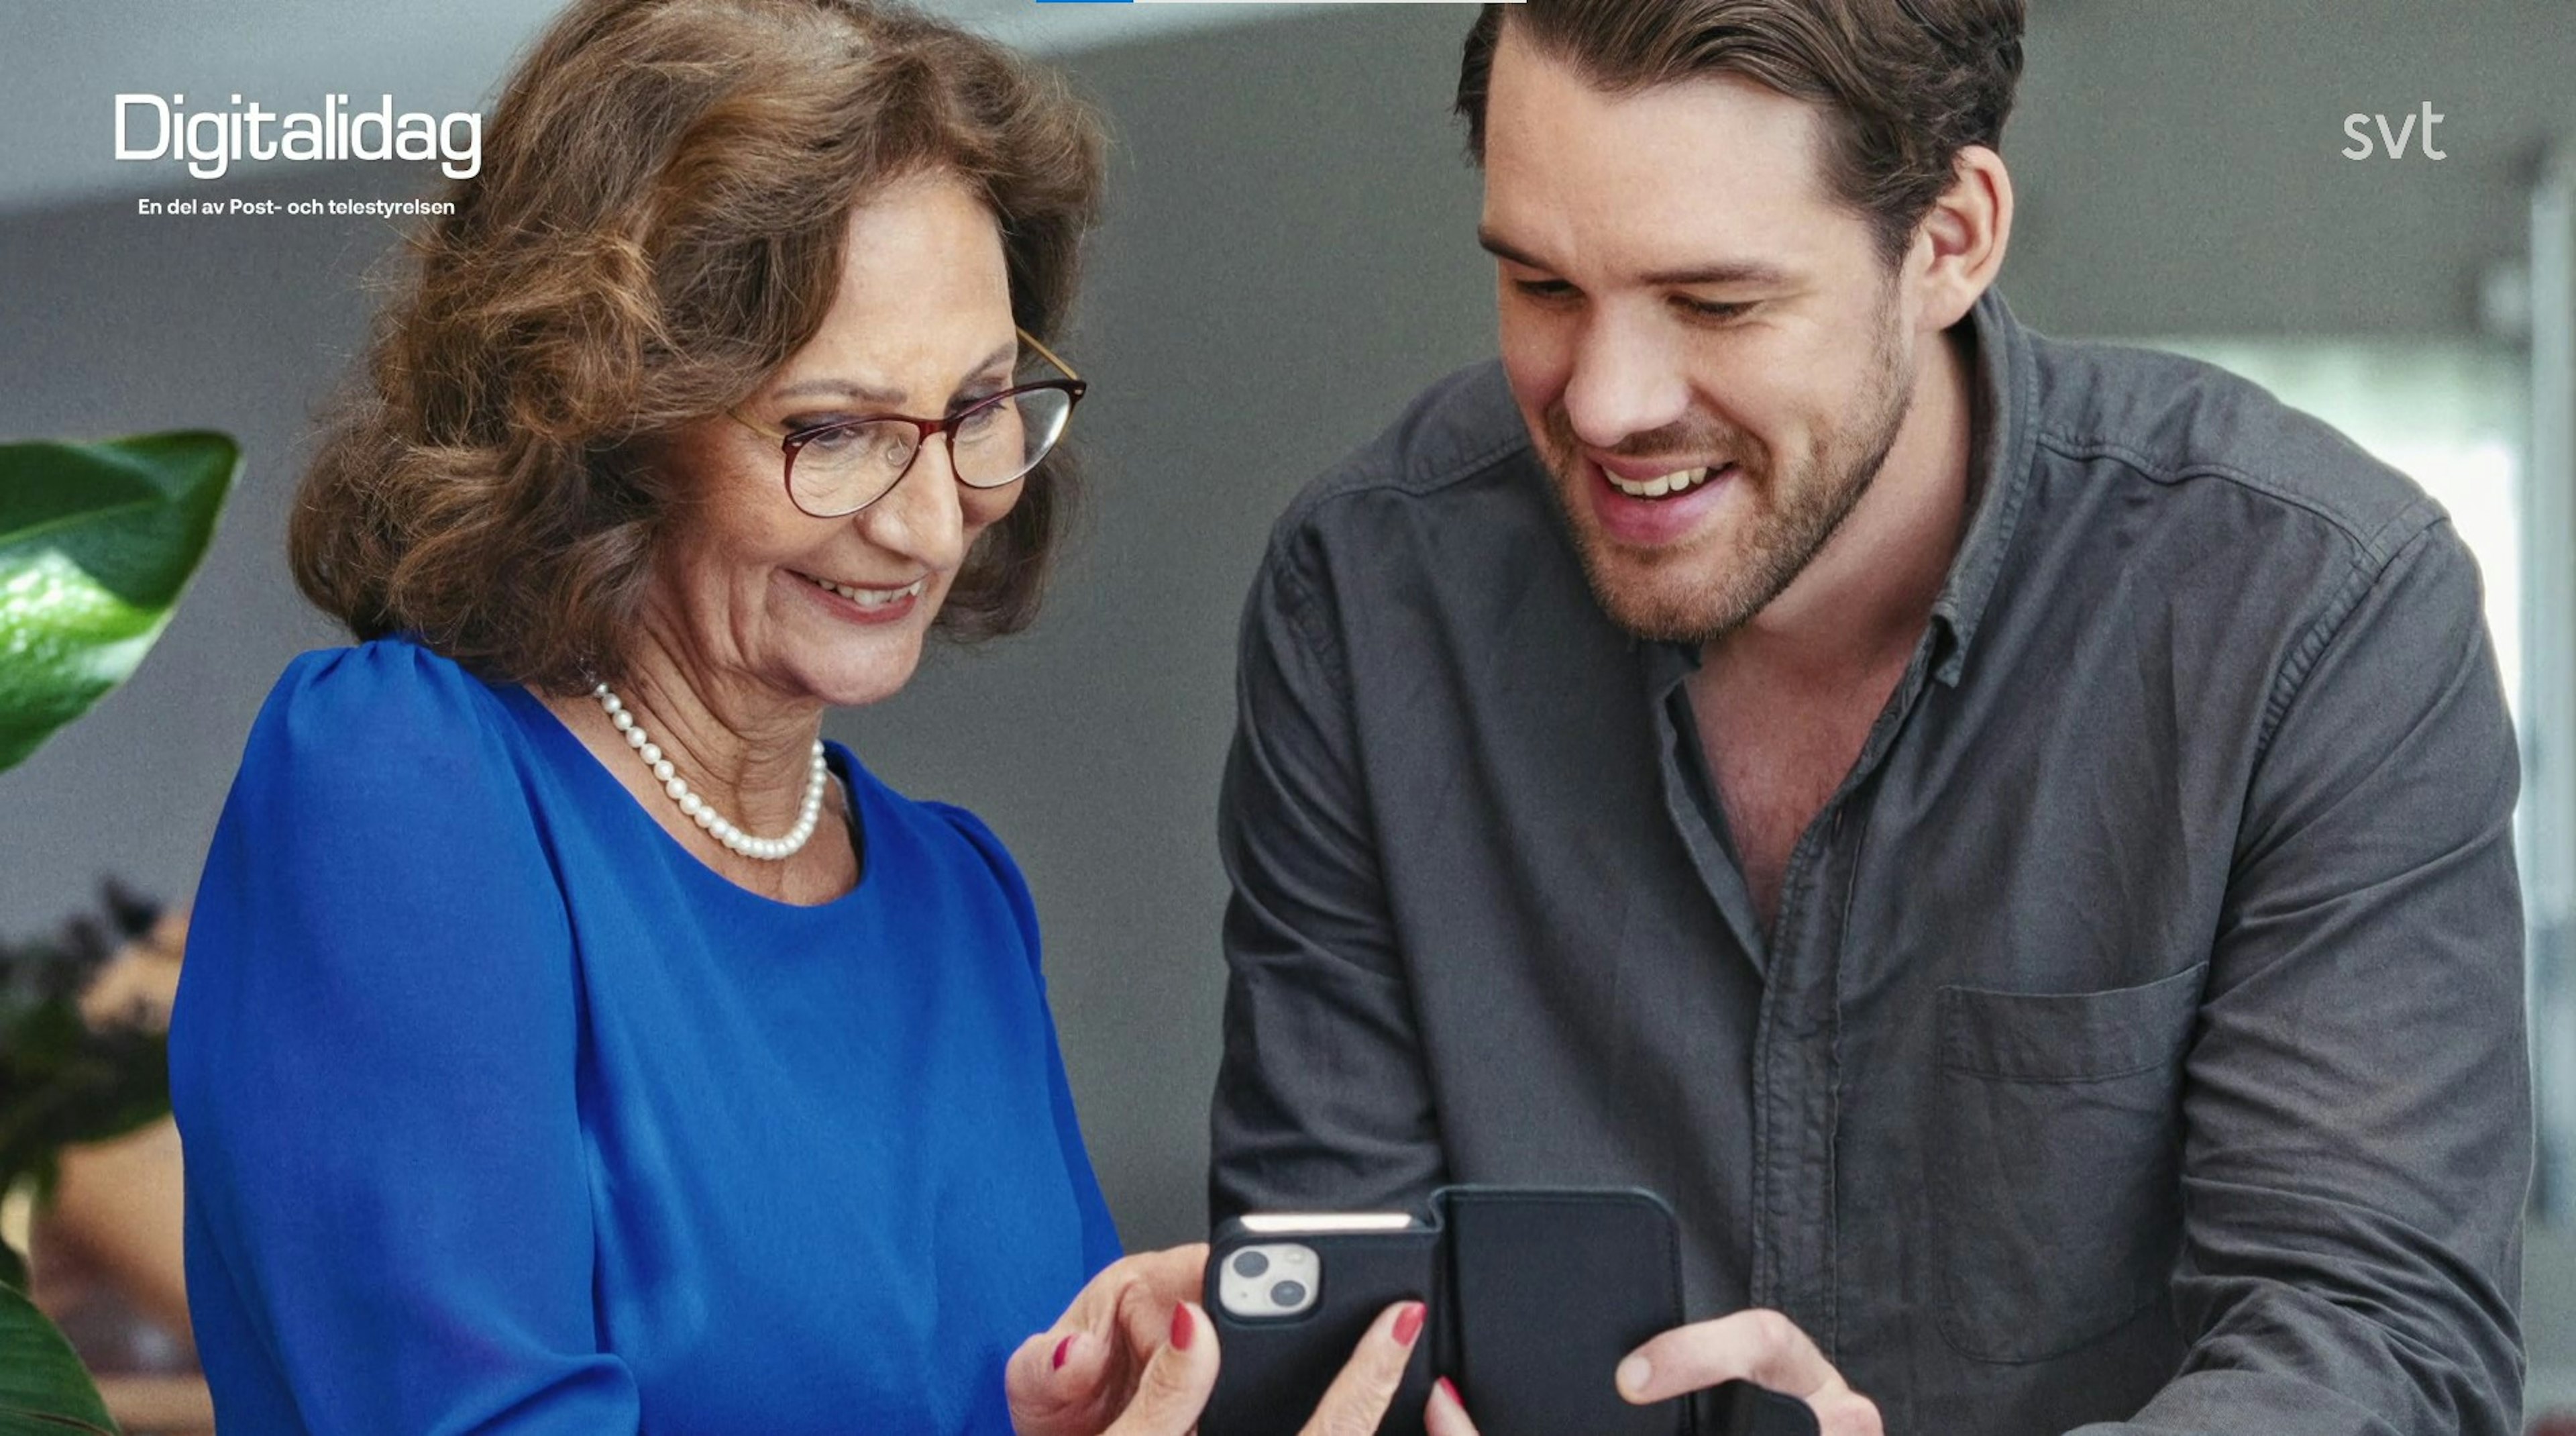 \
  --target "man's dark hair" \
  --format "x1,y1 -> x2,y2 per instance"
1456,0 -> 2025,265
